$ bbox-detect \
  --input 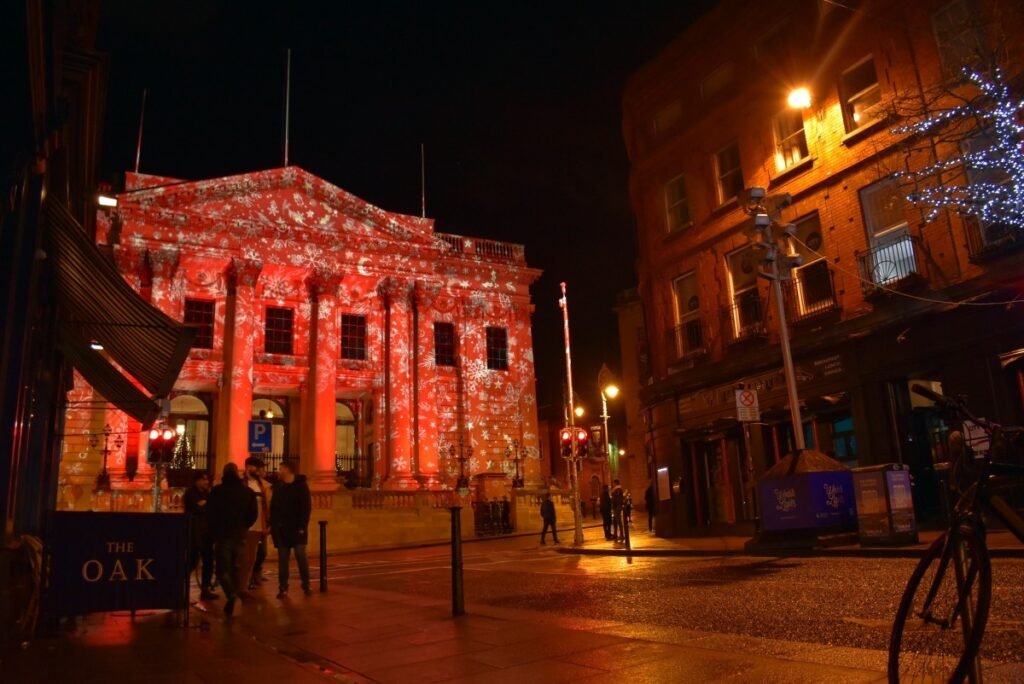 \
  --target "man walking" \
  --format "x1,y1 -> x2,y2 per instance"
207,463 -> 257,617
644,482 -> 657,533
599,485 -> 612,540
242,456 -> 270,591
539,493 -> 559,545
611,479 -> 625,542
183,471 -> 217,601
270,459 -> 312,599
